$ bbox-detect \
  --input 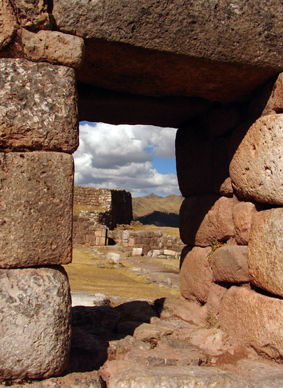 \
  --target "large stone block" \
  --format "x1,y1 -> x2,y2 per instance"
248,208 -> 283,297
0,58 -> 79,153
230,114 -> 283,205
180,246 -> 213,303
0,152 -> 74,268
211,245 -> 250,283
21,29 -> 85,68
219,286 -> 283,360
54,0 -> 281,103
0,0 -> 17,50
179,195 -> 234,246
0,266 -> 71,381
